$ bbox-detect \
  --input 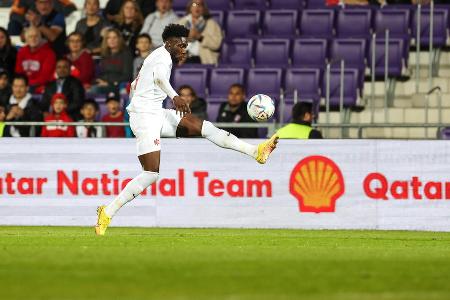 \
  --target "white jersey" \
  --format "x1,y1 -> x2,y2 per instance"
127,46 -> 177,113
